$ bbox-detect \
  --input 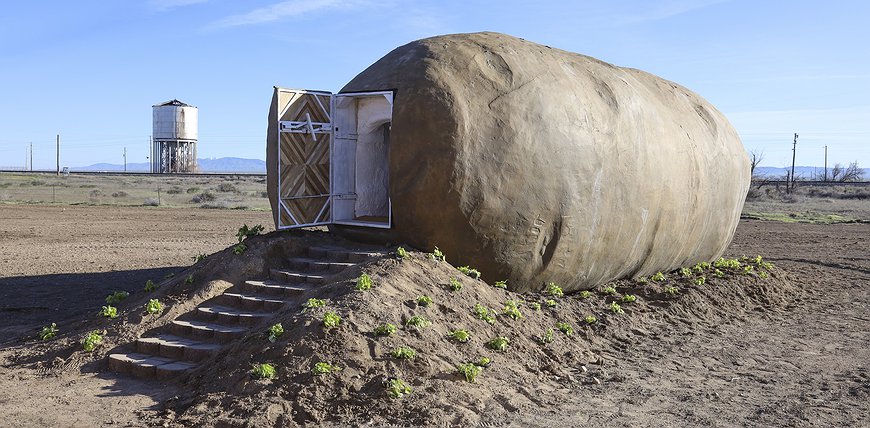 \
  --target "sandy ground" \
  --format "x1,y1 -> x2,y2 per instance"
0,204 -> 868,427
